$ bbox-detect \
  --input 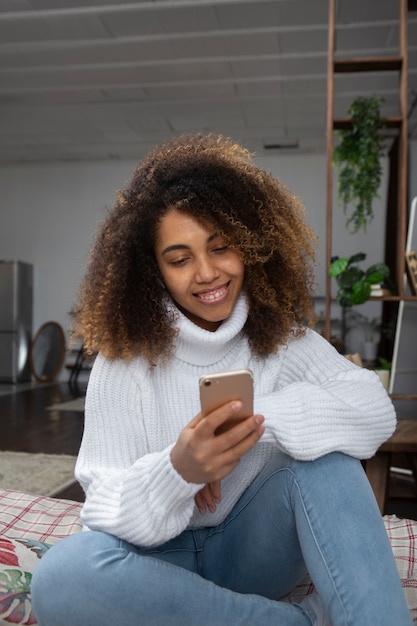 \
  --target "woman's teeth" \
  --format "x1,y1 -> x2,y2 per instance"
198,286 -> 227,301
